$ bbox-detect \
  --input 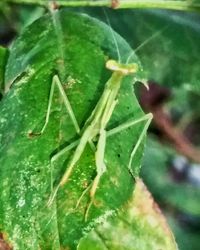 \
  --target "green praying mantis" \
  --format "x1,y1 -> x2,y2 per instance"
34,58 -> 152,220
